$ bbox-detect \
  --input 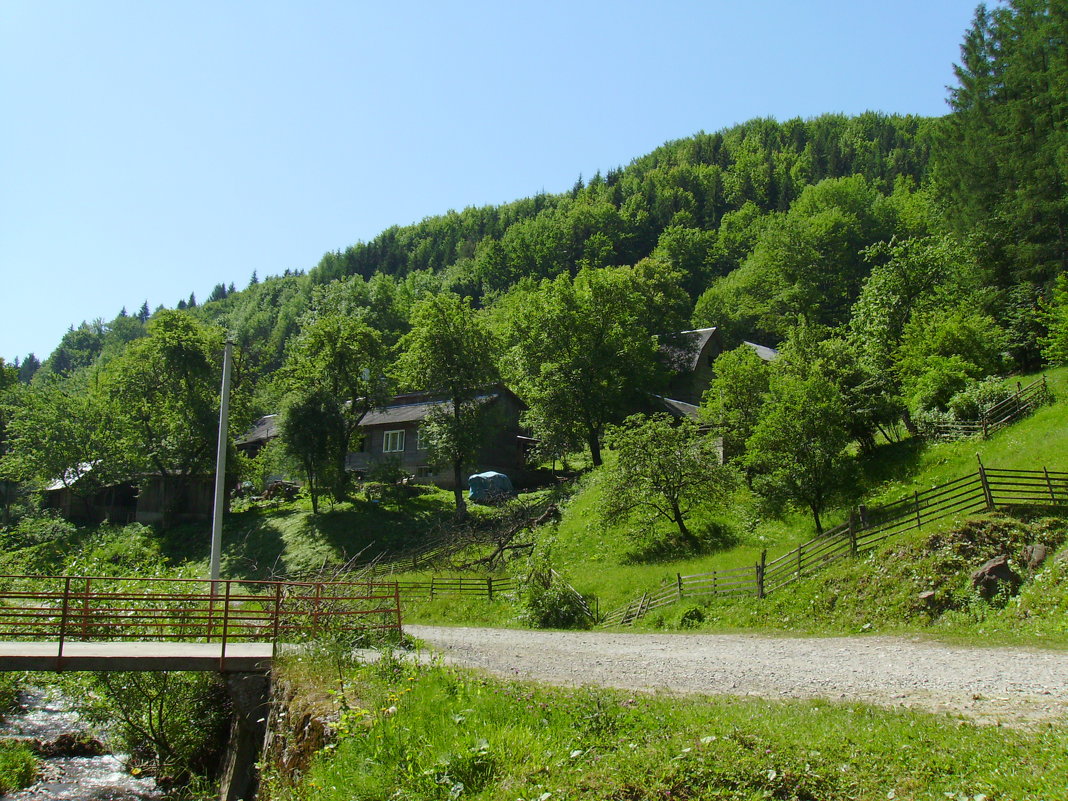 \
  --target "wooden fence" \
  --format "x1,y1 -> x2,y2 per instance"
0,575 -> 402,645
392,575 -> 514,602
929,376 -> 1050,440
601,464 -> 1068,626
